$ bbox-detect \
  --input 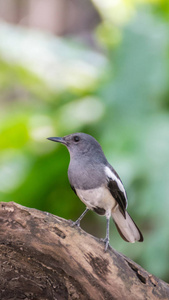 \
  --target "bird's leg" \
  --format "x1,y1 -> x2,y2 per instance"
102,217 -> 110,251
71,207 -> 89,227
